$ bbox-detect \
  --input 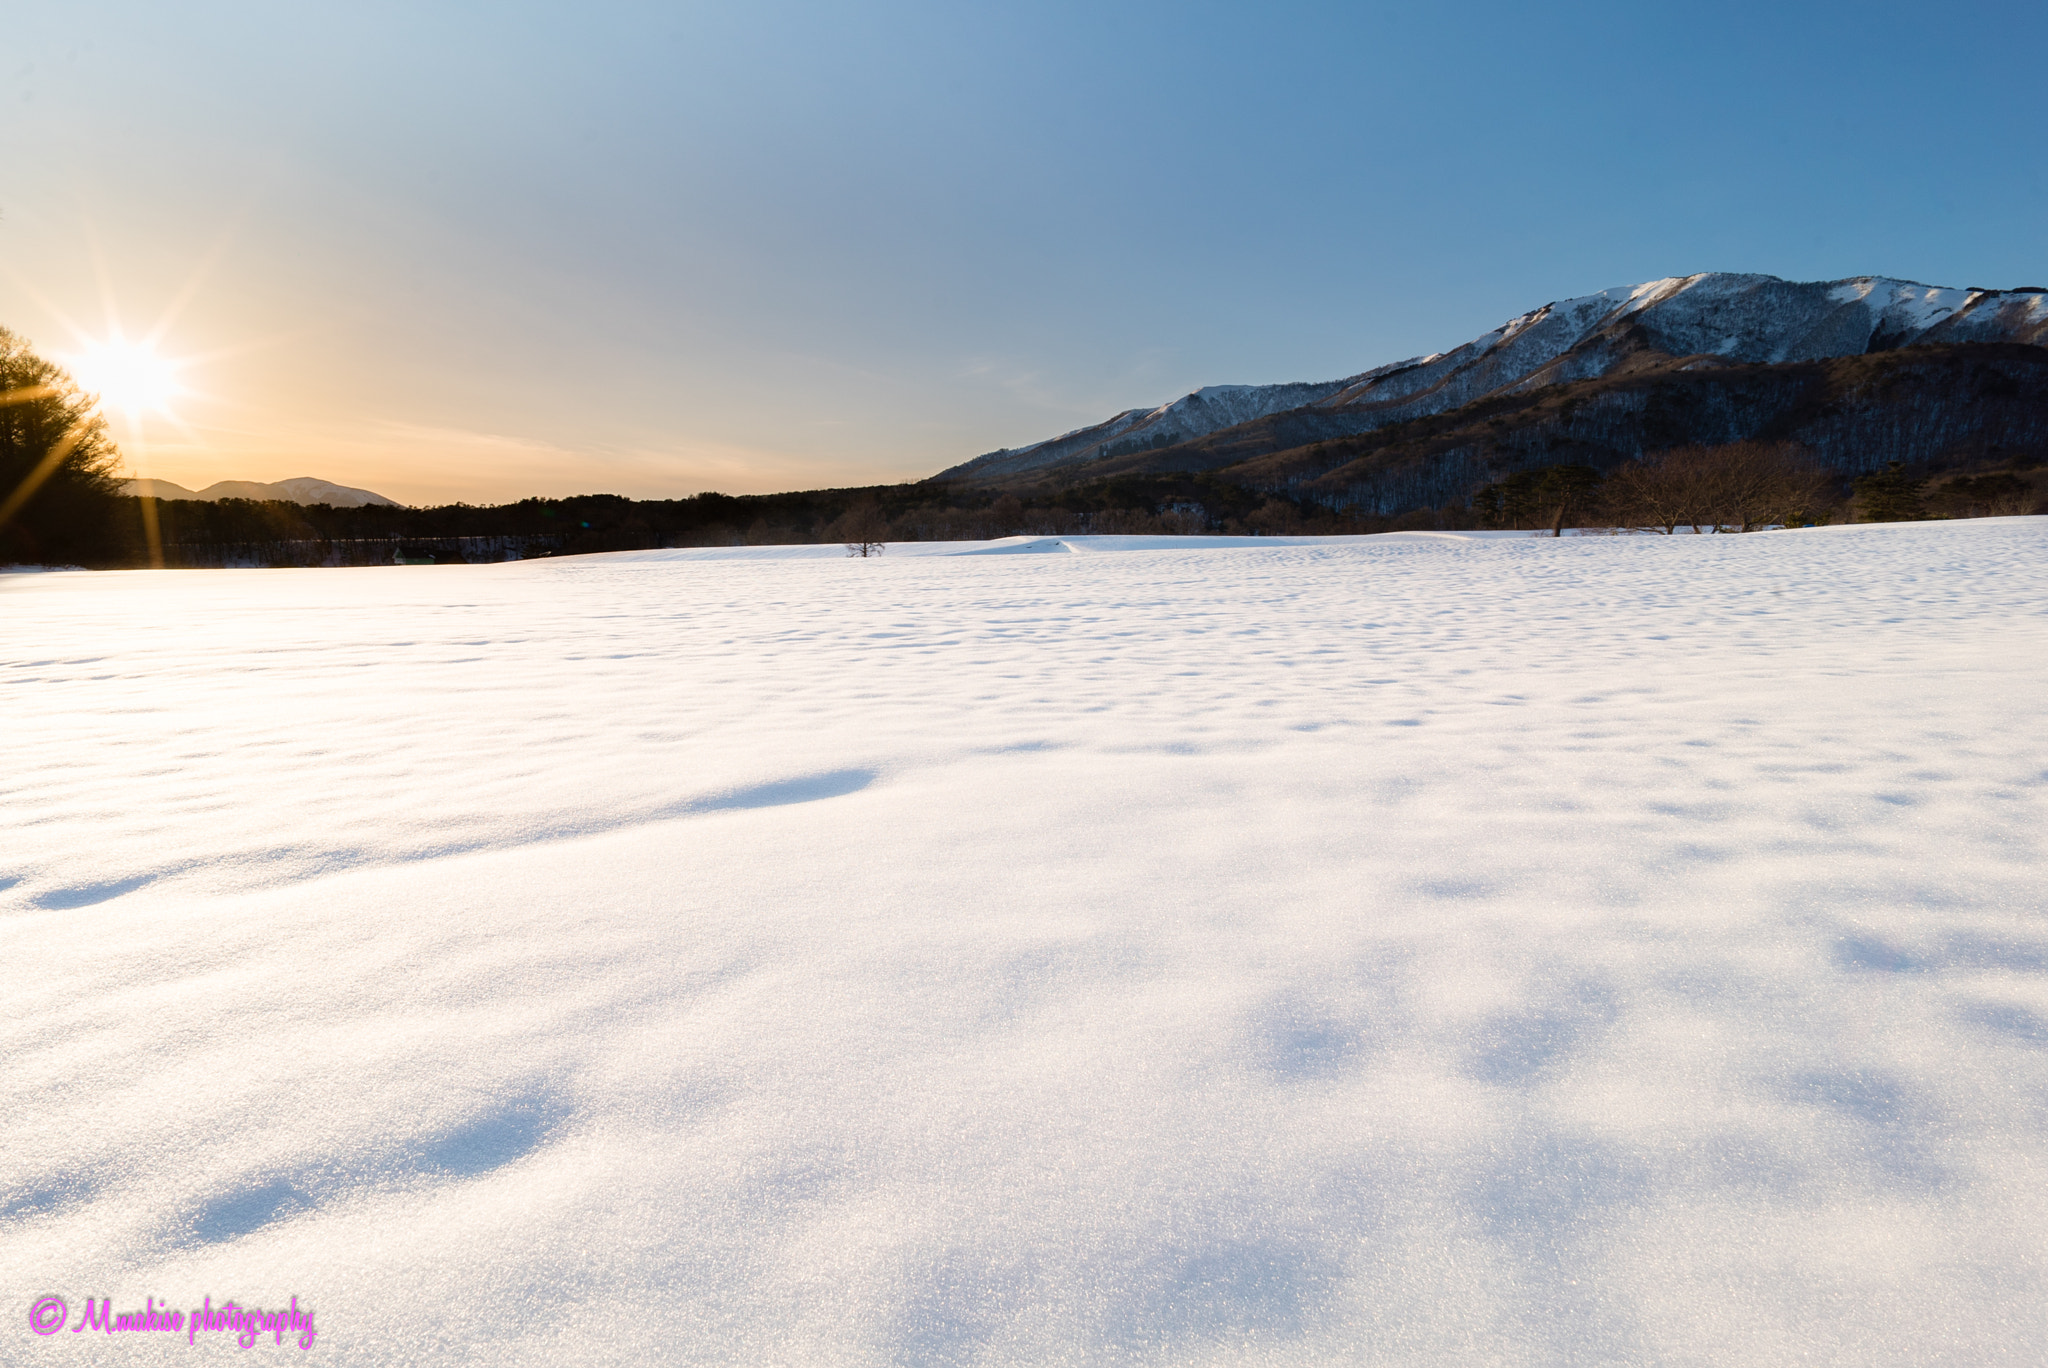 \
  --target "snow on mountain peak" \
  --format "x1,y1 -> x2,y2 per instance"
935,272 -> 2048,483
